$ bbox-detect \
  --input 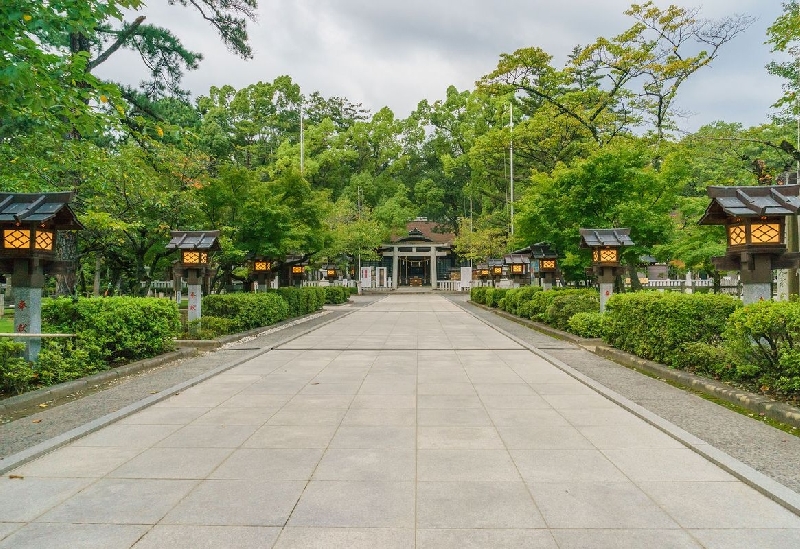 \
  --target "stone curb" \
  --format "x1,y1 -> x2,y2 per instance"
468,301 -> 800,429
